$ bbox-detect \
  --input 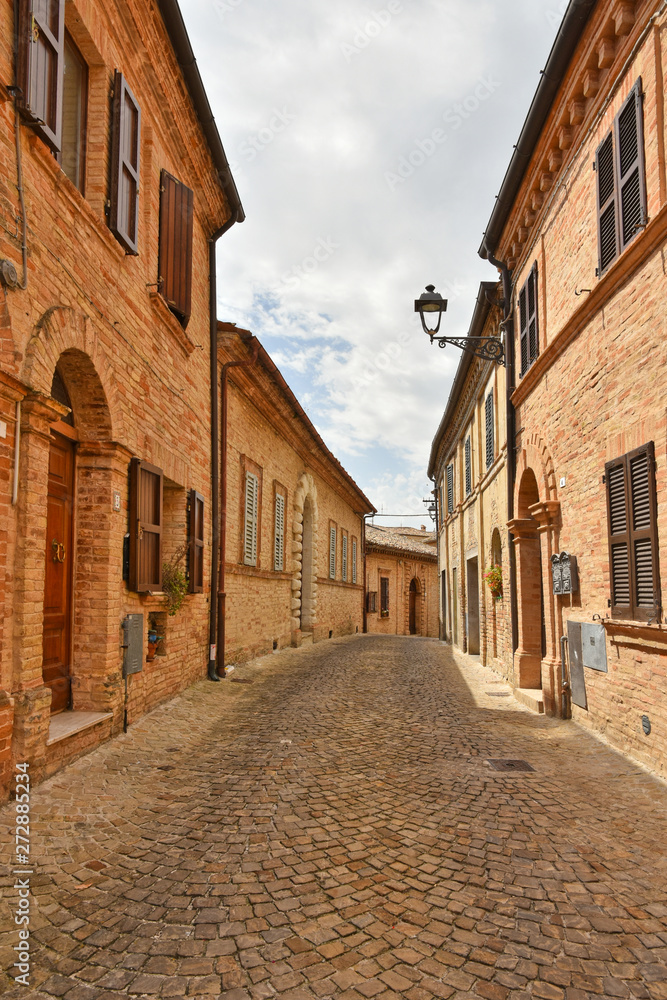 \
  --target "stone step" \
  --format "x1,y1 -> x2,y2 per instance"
514,687 -> 545,714
300,633 -> 313,646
